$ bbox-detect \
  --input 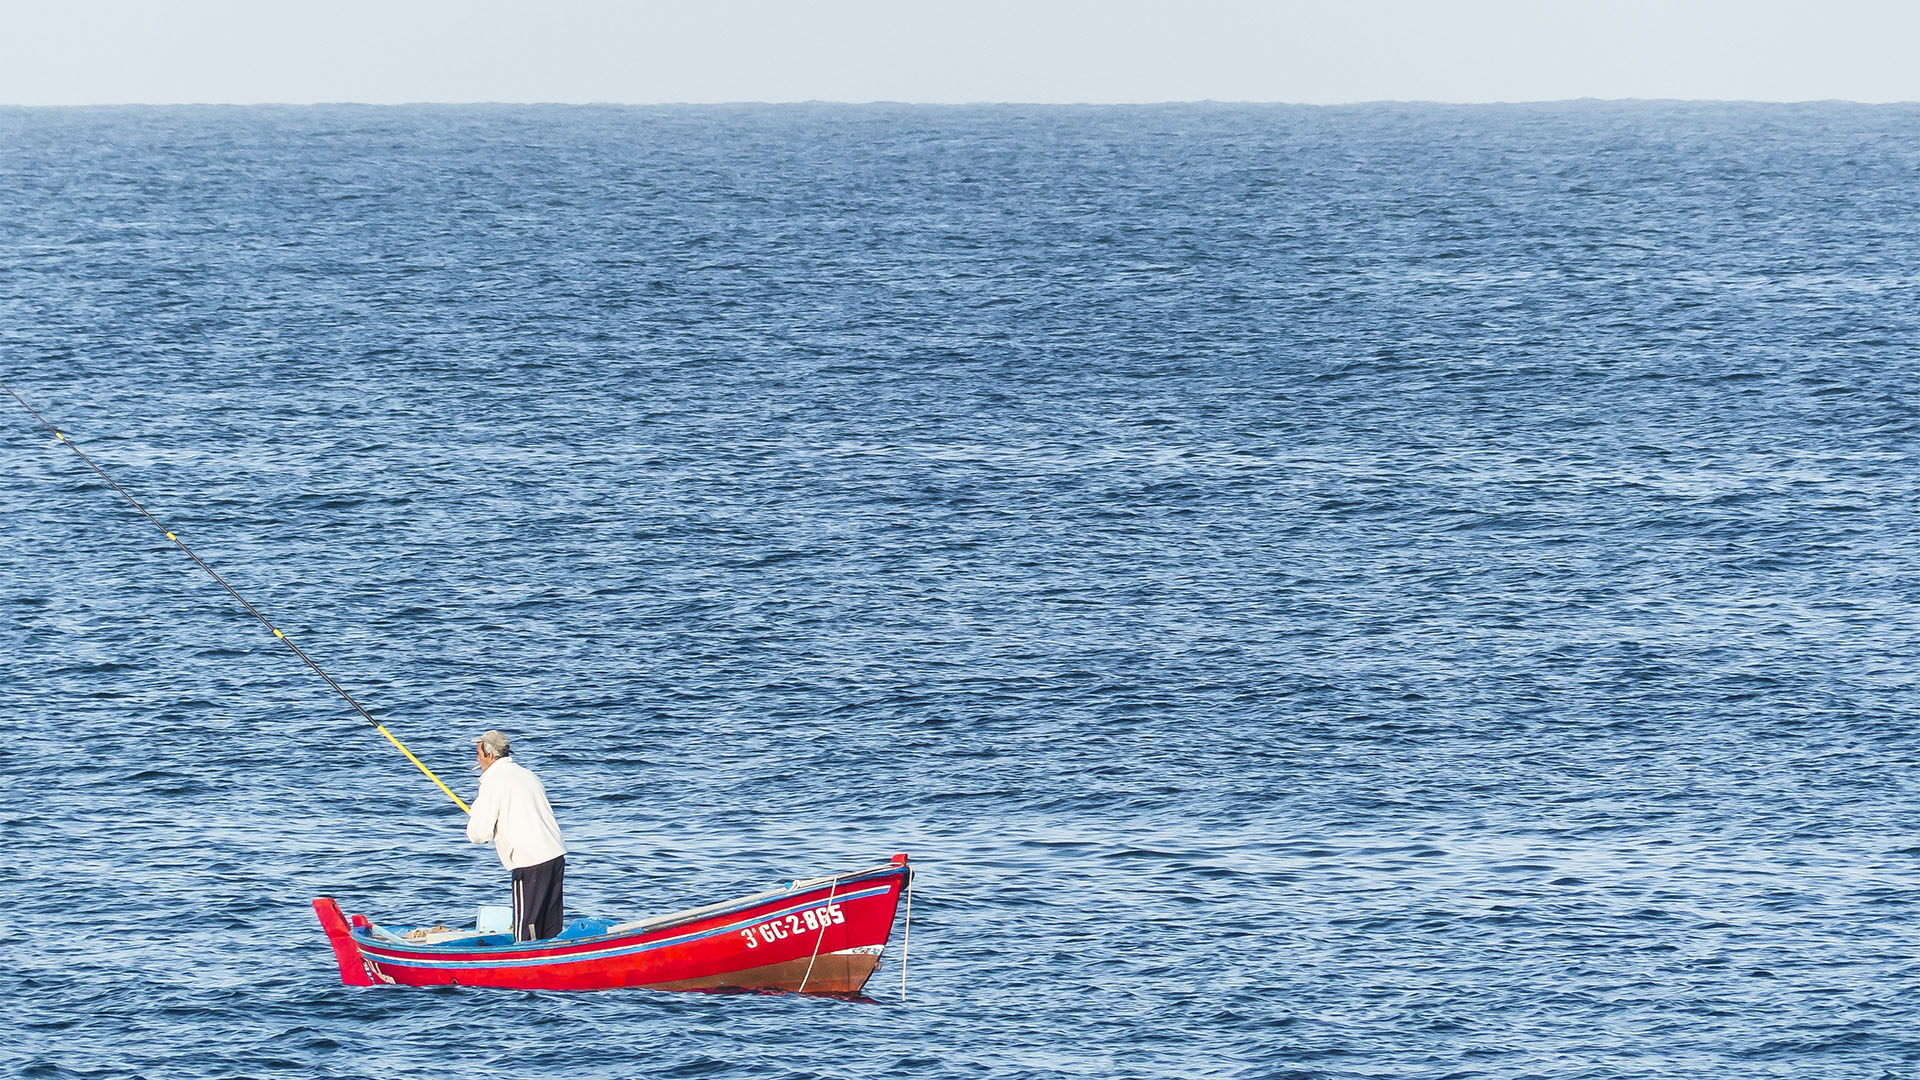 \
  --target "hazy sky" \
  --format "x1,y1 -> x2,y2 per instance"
2,0 -> 1916,106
